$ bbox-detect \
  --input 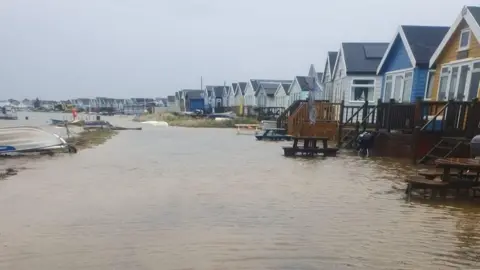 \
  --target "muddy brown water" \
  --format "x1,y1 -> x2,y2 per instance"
1,112 -> 480,269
